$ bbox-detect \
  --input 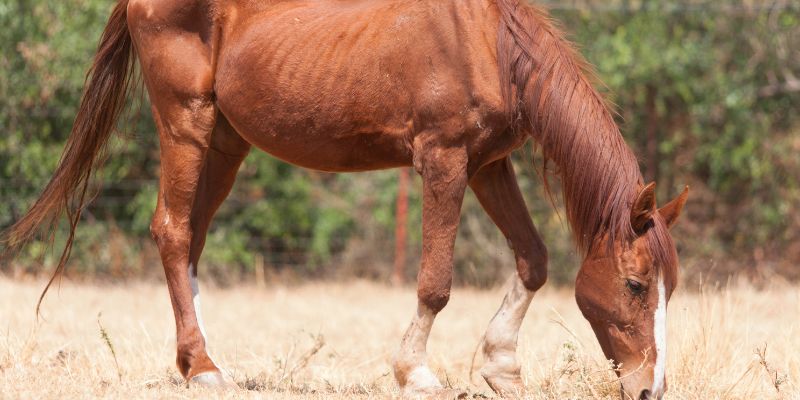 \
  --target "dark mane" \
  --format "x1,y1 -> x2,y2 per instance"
495,0 -> 678,283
